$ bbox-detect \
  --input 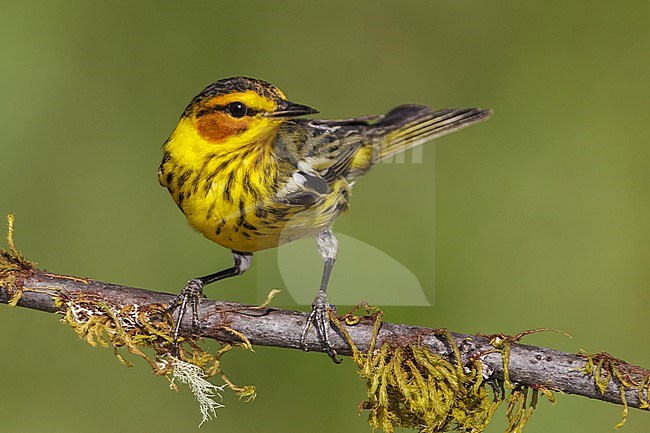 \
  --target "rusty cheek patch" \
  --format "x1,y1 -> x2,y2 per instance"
196,113 -> 249,142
